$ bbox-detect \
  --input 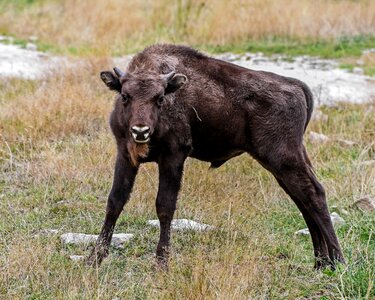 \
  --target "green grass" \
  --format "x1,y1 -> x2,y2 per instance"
2,32 -> 375,59
340,63 -> 375,77
202,35 -> 375,59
